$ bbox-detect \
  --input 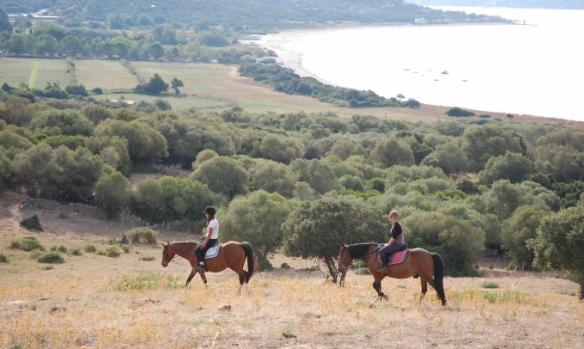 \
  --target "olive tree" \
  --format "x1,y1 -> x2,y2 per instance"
531,204 -> 584,299
222,190 -> 293,269
283,197 -> 386,282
